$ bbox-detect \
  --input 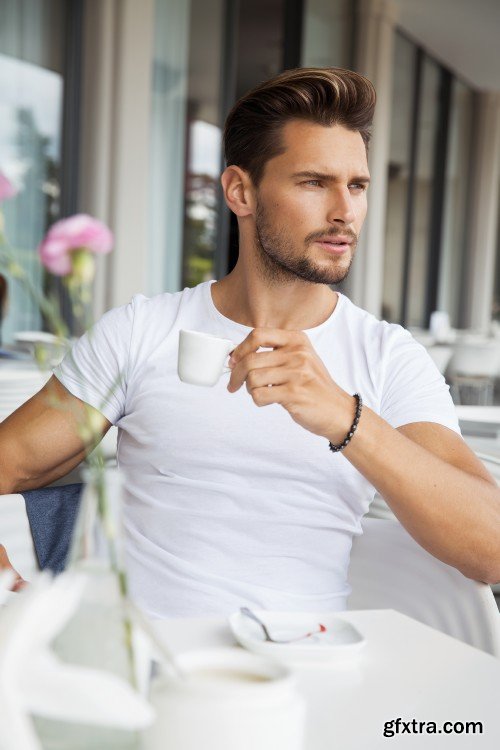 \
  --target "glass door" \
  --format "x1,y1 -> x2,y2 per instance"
0,0 -> 68,343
